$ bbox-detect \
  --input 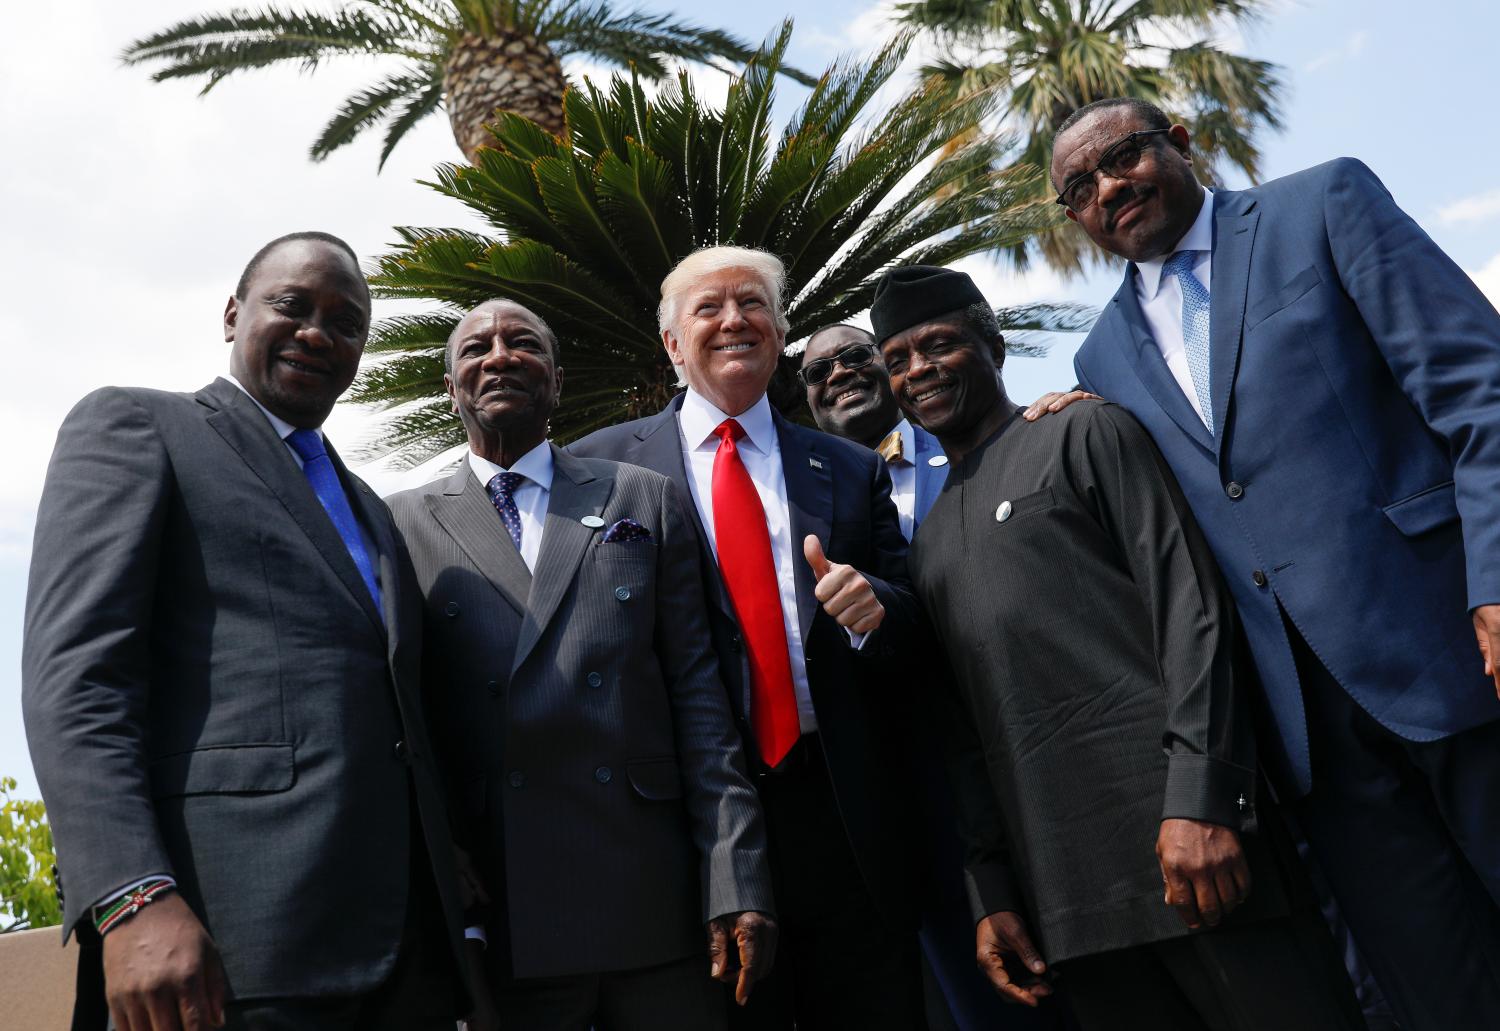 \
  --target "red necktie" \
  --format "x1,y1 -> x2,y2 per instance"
712,419 -> 800,767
